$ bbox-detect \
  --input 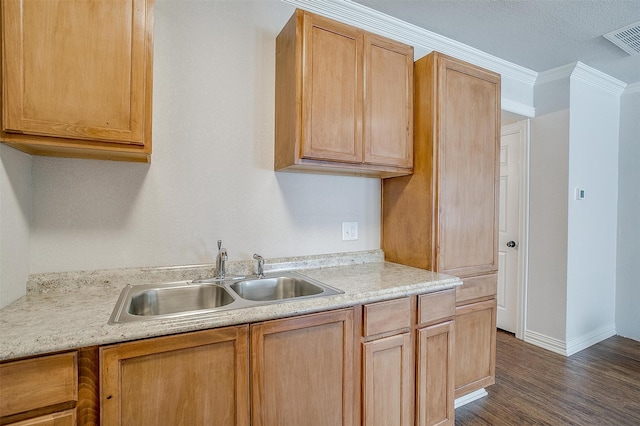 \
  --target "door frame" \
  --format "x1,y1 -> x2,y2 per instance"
500,120 -> 530,340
